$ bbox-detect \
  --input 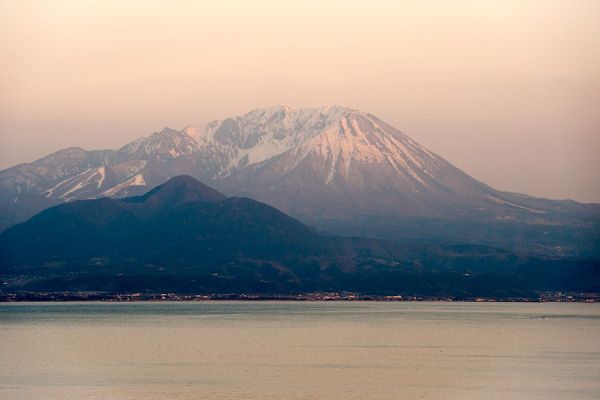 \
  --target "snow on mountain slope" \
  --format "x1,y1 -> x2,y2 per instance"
0,105 -> 597,233
0,127 -> 204,229
221,107 -> 600,227
43,166 -> 106,201
102,173 -> 146,197
1,105 -> 450,206
116,128 -> 198,161
218,107 -> 504,220
184,106 -> 354,178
